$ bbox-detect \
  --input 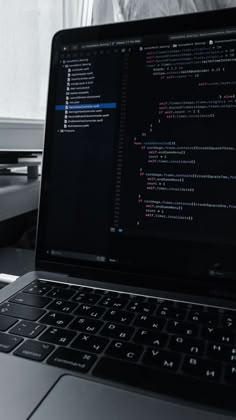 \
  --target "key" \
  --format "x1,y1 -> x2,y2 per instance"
24,281 -> 52,295
9,292 -> 51,308
106,341 -> 143,362
103,310 -> 134,325
188,310 -> 202,323
202,326 -> 235,344
14,340 -> 54,361
69,317 -> 103,334
0,303 -> 45,321
75,304 -> 105,319
99,297 -> 126,309
227,346 -> 236,363
134,314 -> 165,331
72,293 -> 101,305
134,330 -> 168,348
126,302 -> 155,315
39,327 -> 76,346
160,307 -> 186,321
169,308 -> 186,321
40,311 -> 73,328
0,332 -> 22,353
221,315 -> 236,330
202,326 -> 218,340
207,342 -> 229,361
10,321 -> 45,338
207,343 -> 236,363
225,364 -> 236,385
182,356 -> 221,381
100,323 -> 134,341
111,299 -> 127,310
71,333 -> 109,354
0,315 -> 18,331
199,311 -> 220,326
142,349 -> 181,372
189,311 -> 219,326
46,300 -> 78,313
47,347 -> 97,373
167,320 -> 199,337
46,288 -> 76,300
156,305 -> 170,317
169,336 -> 204,356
